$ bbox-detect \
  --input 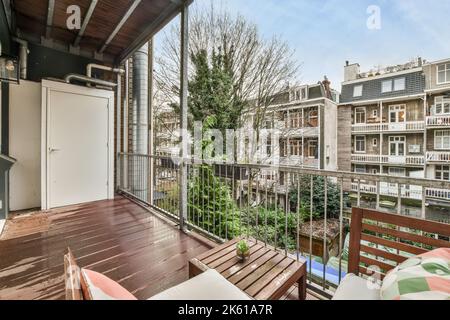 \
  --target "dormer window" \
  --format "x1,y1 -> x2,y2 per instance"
382,78 -> 406,93
353,85 -> 363,97
291,87 -> 308,101
437,63 -> 450,84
